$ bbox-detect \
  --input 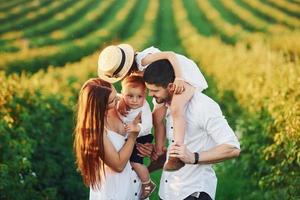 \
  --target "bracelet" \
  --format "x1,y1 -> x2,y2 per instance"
193,152 -> 199,164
